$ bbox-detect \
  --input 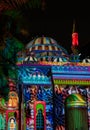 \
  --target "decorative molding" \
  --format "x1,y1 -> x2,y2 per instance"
54,79 -> 90,85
